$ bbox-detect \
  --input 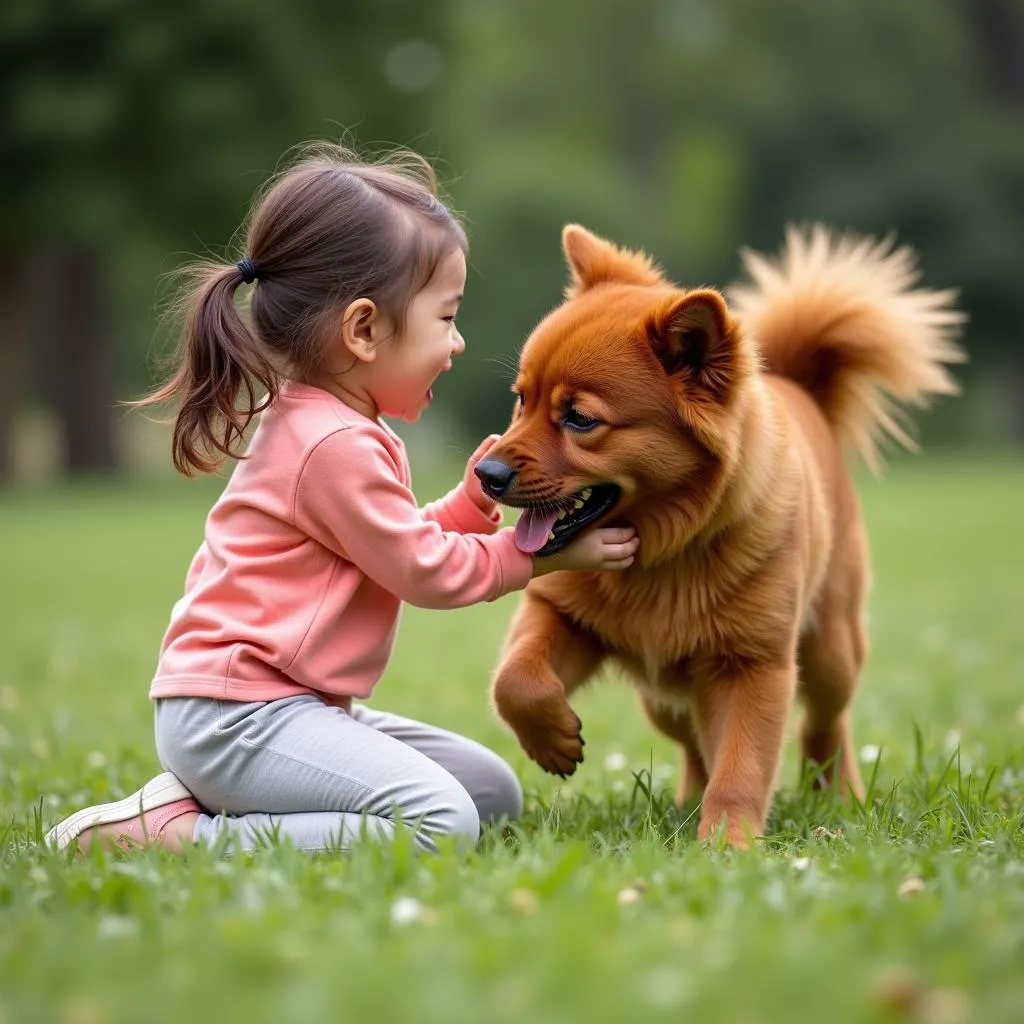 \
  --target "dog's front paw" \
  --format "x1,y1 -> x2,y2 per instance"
494,683 -> 584,777
527,713 -> 585,777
